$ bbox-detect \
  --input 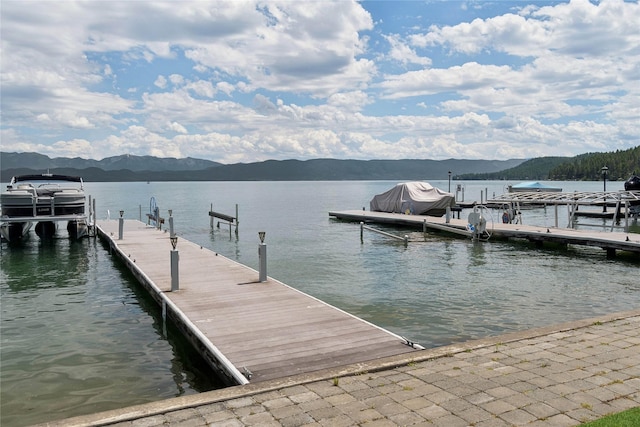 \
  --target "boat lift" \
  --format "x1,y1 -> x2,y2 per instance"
209,203 -> 239,238
488,190 -> 640,232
